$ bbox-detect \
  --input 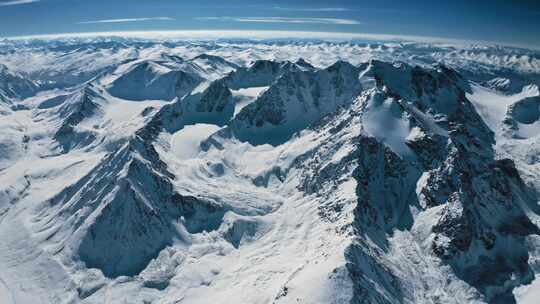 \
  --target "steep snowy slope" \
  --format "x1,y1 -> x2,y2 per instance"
0,64 -> 38,104
50,84 -> 108,151
106,60 -> 203,101
0,38 -> 539,304
467,80 -> 540,304
188,54 -> 239,80
230,61 -> 361,145
349,61 -> 537,303
225,59 -> 316,89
